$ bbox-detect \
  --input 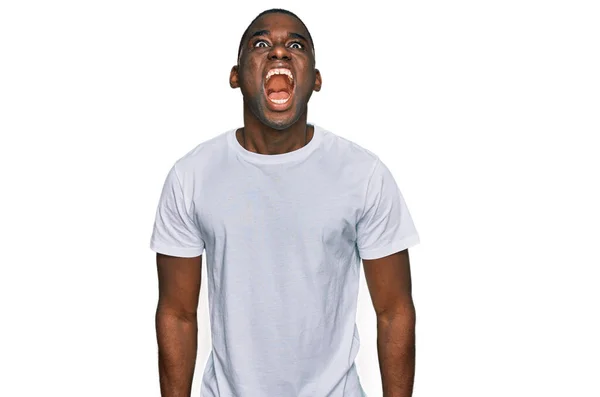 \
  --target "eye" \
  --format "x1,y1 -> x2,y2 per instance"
254,40 -> 269,48
289,42 -> 303,49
